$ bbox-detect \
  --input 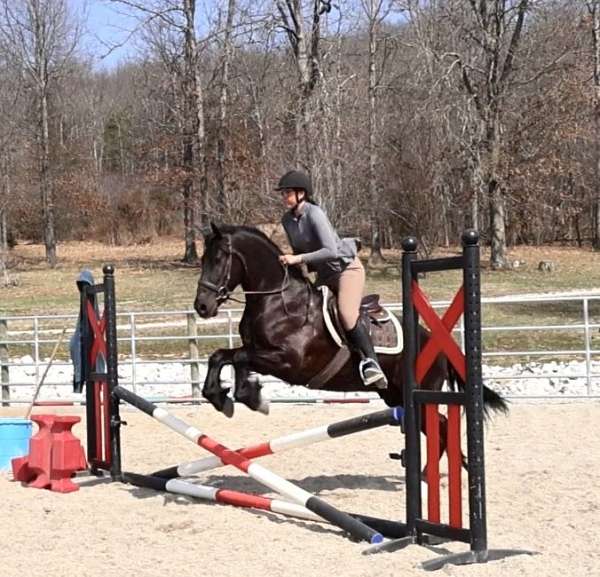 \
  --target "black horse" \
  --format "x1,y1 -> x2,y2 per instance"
194,223 -> 506,449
